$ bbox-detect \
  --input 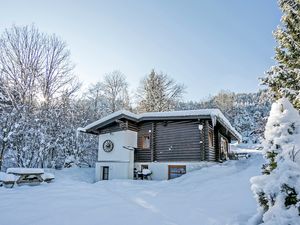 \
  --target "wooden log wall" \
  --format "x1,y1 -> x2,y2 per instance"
154,120 -> 202,162
134,149 -> 151,162
135,122 -> 152,162
204,120 -> 216,161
